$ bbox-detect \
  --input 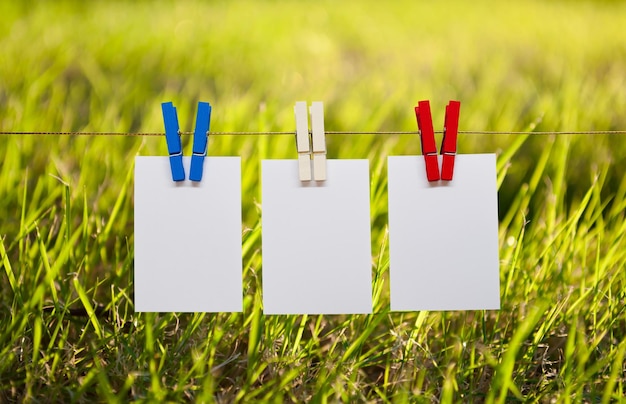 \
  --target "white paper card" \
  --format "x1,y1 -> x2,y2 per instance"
262,160 -> 373,314
134,156 -> 242,312
388,155 -> 500,311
